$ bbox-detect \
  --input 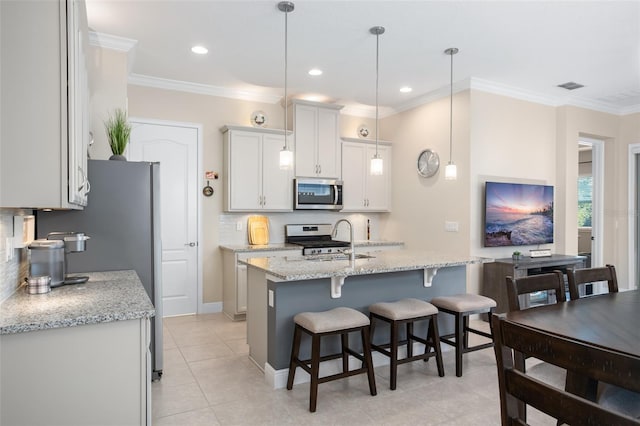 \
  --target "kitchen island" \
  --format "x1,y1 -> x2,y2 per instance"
0,270 -> 154,426
241,250 -> 490,388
